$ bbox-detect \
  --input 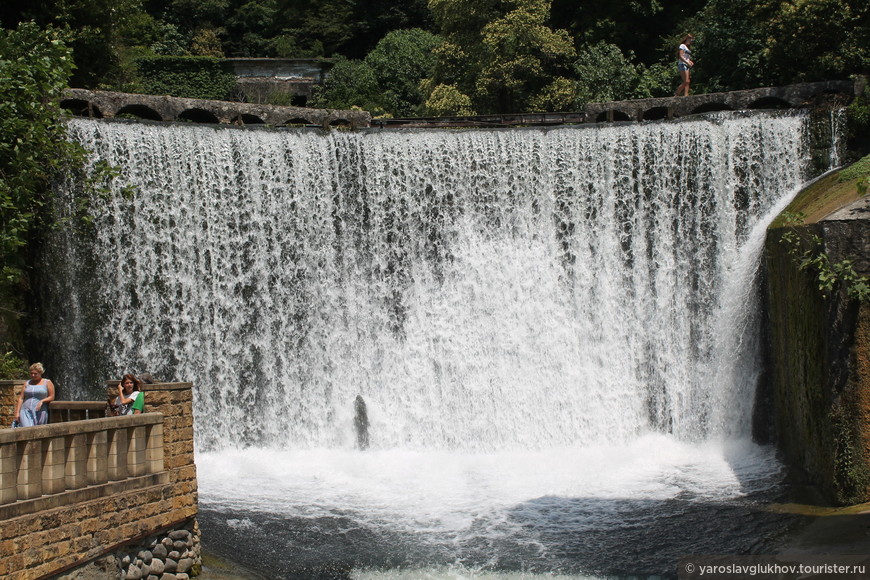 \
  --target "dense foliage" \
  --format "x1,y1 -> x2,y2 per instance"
693,0 -> 869,92
1,0 -> 867,116
135,56 -> 237,100
0,22 -> 121,366
0,23 -> 76,292
311,28 -> 442,117
0,23 -> 77,363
